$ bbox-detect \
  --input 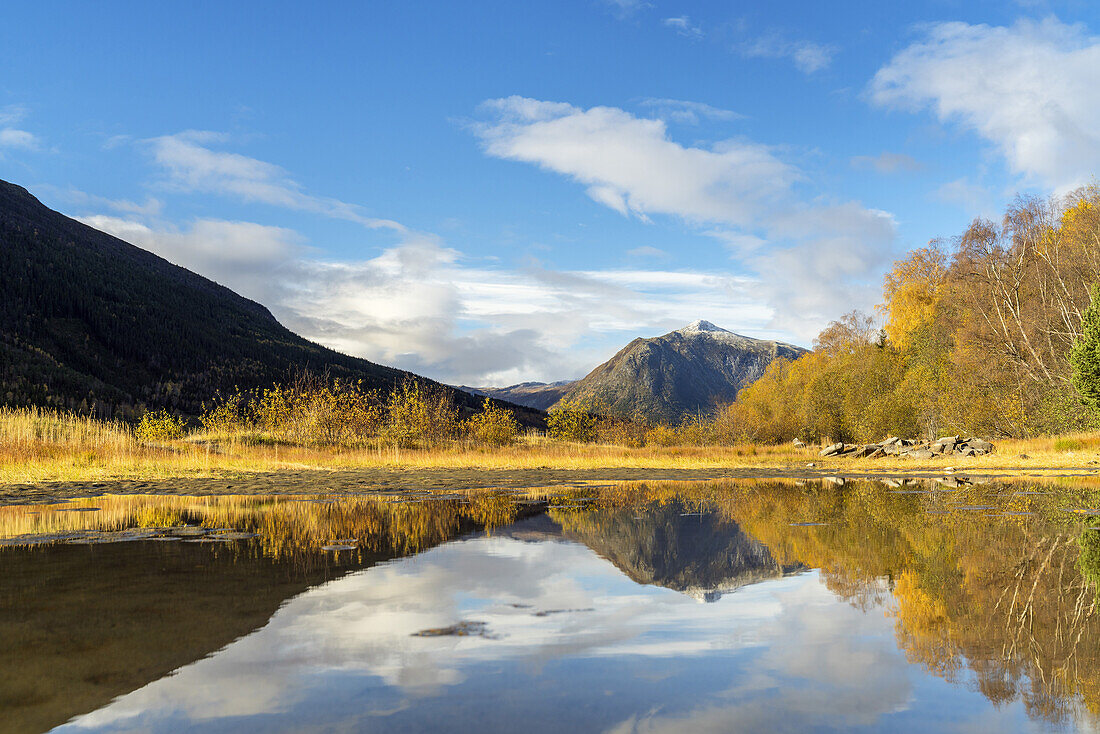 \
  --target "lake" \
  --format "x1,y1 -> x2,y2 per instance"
3,477 -> 1100,733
